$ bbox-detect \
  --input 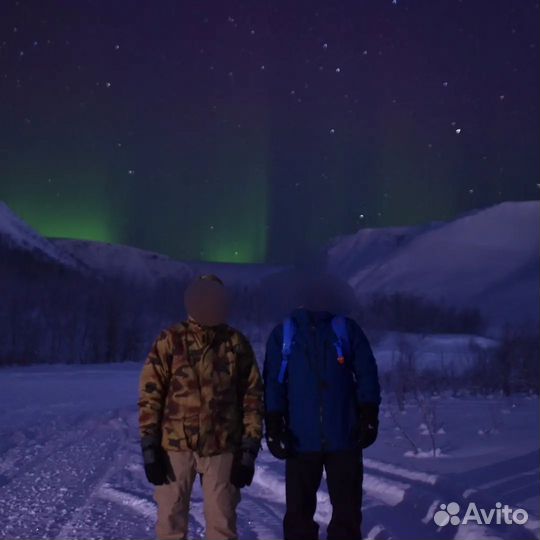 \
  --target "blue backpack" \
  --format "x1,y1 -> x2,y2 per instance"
277,315 -> 350,384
